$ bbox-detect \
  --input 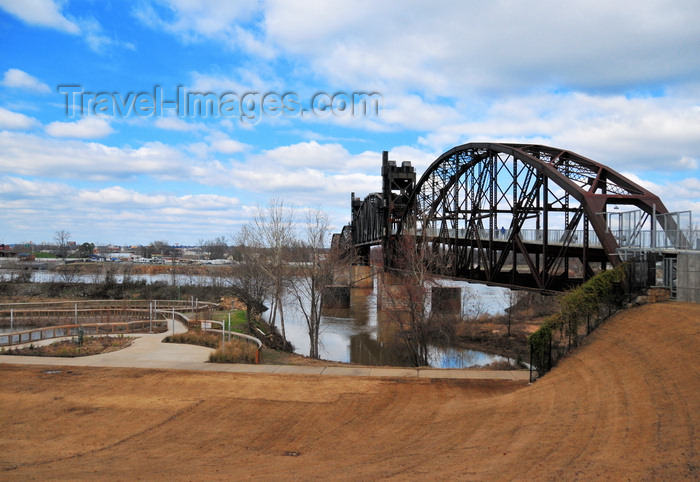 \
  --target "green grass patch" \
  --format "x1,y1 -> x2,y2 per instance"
33,252 -> 55,258
211,310 -> 248,332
